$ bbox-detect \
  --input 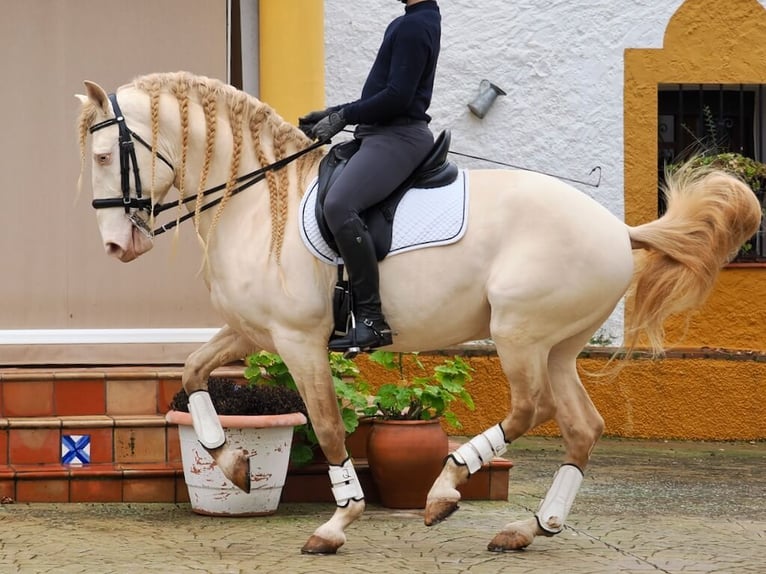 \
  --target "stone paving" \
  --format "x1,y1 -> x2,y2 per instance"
0,436 -> 764,573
